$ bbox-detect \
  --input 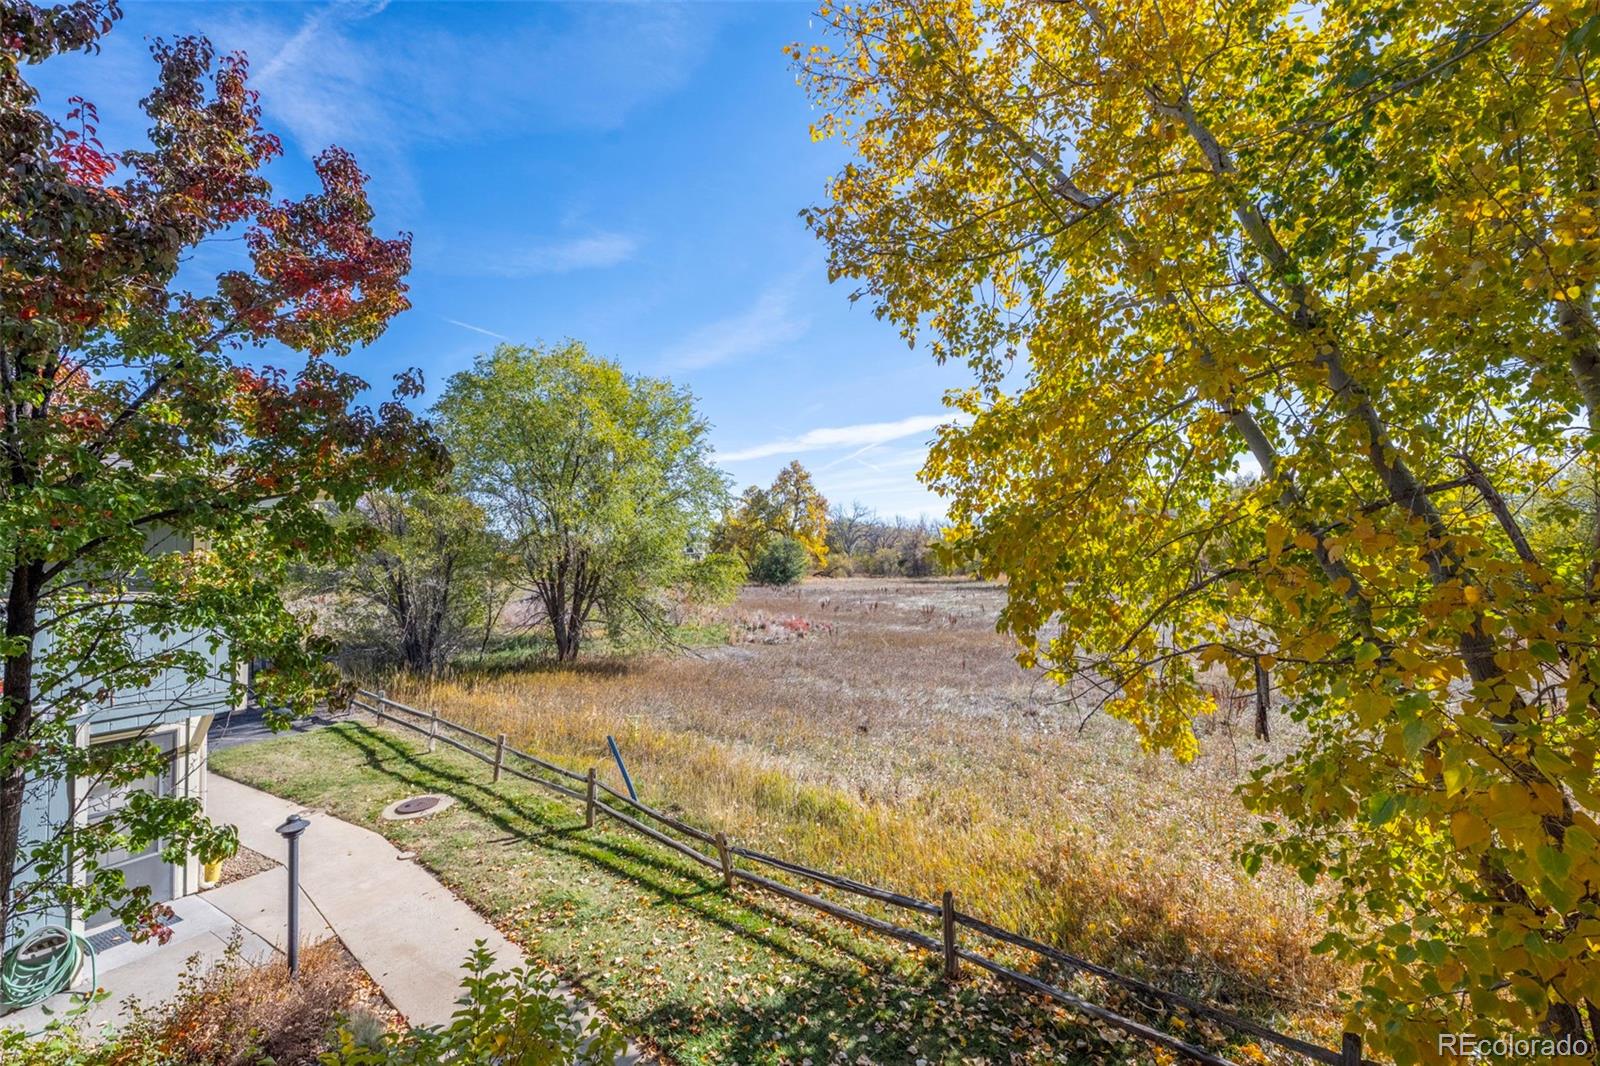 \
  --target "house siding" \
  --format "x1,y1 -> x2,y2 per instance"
12,624 -> 233,941
9,527 -> 235,943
